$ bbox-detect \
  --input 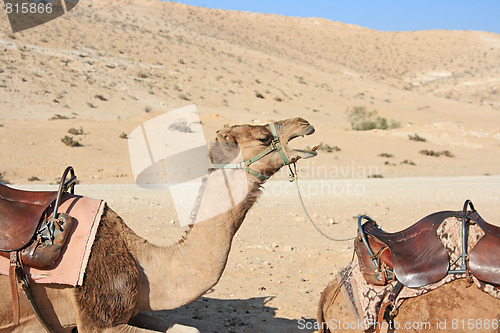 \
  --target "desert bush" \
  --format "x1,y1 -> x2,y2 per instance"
137,71 -> 148,78
441,150 -> 454,157
419,150 -> 454,157
28,176 -> 41,181
318,142 -> 341,153
346,106 -> 400,131
178,94 -> 191,101
50,114 -> 69,120
61,136 -> 81,147
95,94 -> 108,101
120,132 -> 128,139
379,153 -> 394,158
168,119 -> 192,133
368,174 -> 384,178
68,127 -> 84,135
296,76 -> 307,85
408,133 -> 426,142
